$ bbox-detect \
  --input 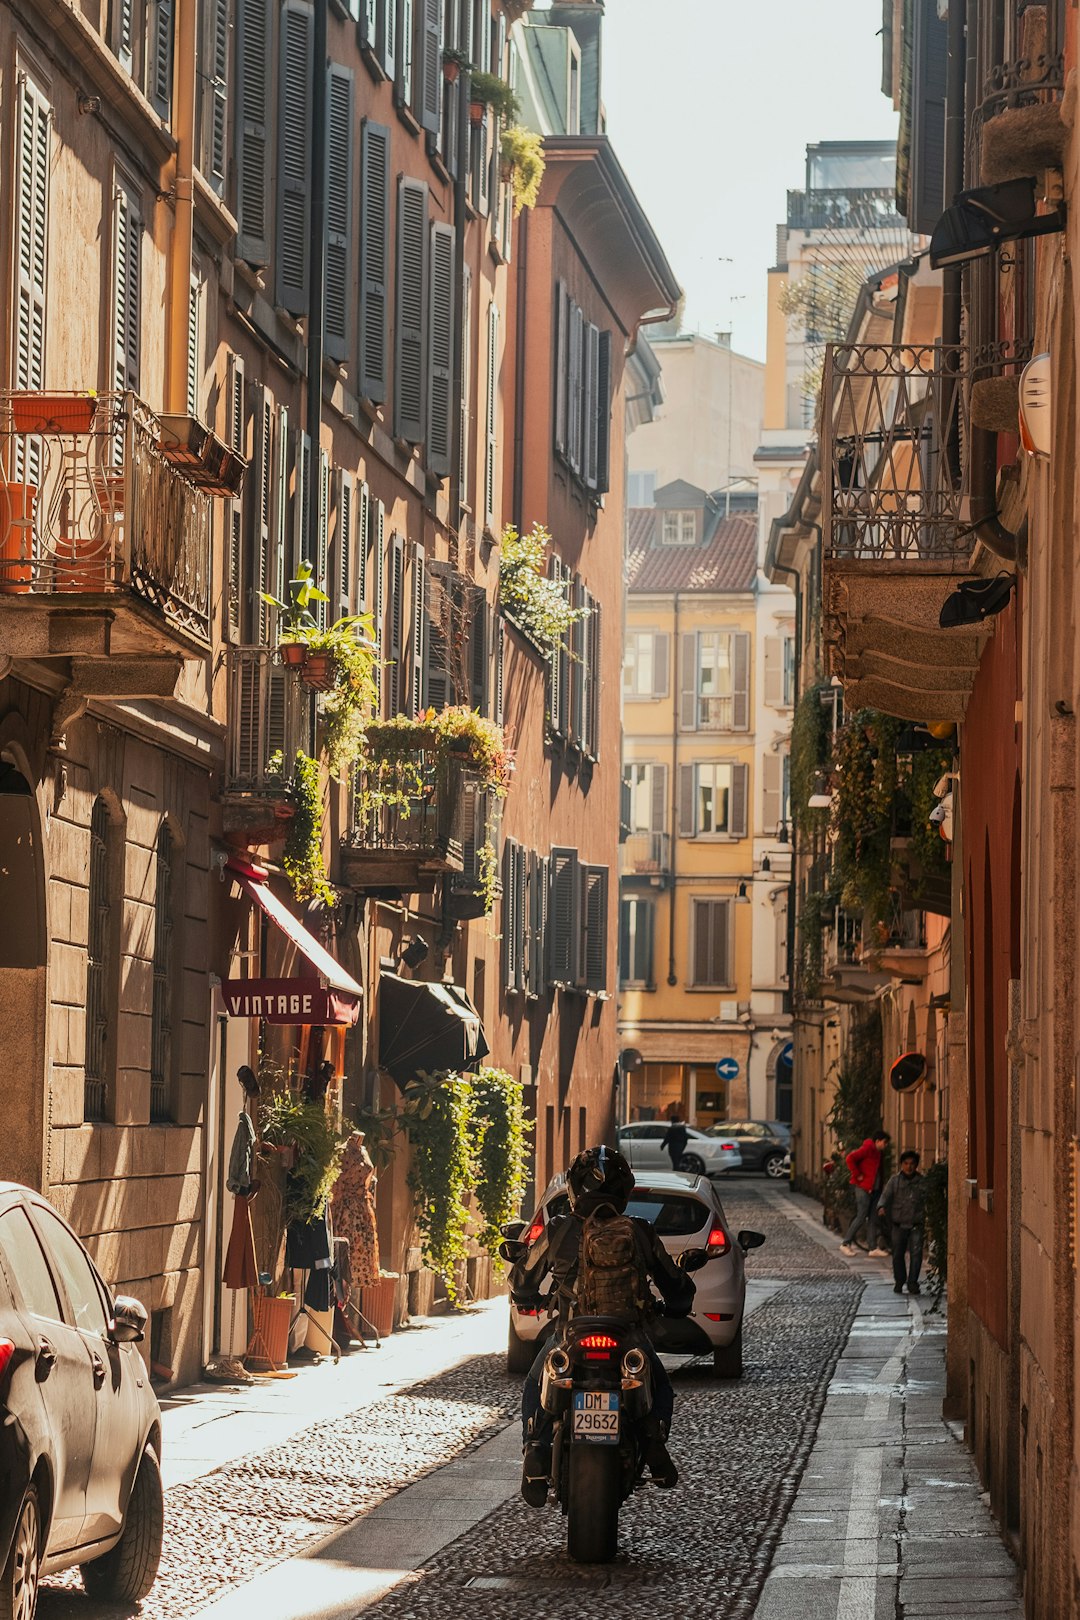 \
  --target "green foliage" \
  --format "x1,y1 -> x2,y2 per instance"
922,1157 -> 948,1304
469,1066 -> 532,1257
282,750 -> 335,907
499,523 -> 586,654
909,745 -> 953,877
790,682 -> 831,833
350,1103 -> 404,1173
259,1088 -> 347,1223
831,711 -> 902,926
500,125 -> 546,212
476,839 -> 499,915
261,559 -> 328,639
402,1073 -> 476,1305
826,1006 -> 885,1156
307,612 -> 380,778
363,708 -> 513,797
469,69 -> 520,121
797,886 -> 830,1000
